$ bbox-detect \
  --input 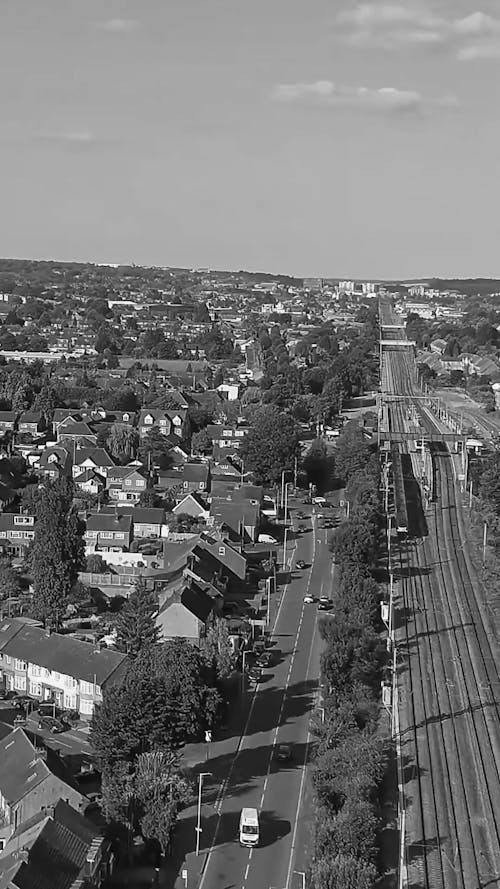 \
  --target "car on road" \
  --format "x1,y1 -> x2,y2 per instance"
318,597 -> 333,610
303,593 -> 315,604
296,559 -> 306,569
275,743 -> 292,762
313,496 -> 326,505
258,533 -> 278,544
37,715 -> 68,734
